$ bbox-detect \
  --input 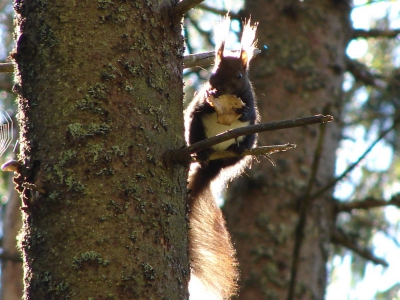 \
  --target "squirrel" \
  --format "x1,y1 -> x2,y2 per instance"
185,16 -> 259,300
